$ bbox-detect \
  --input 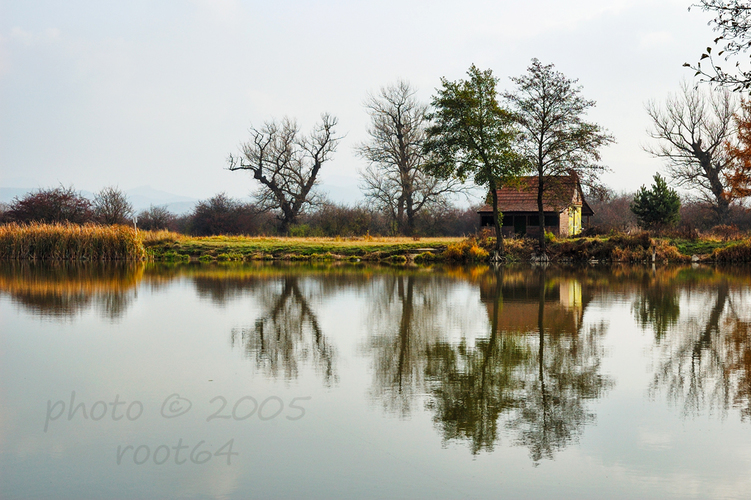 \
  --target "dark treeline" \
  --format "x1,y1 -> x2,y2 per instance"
587,187 -> 751,235
7,184 -> 751,238
0,186 -> 479,237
